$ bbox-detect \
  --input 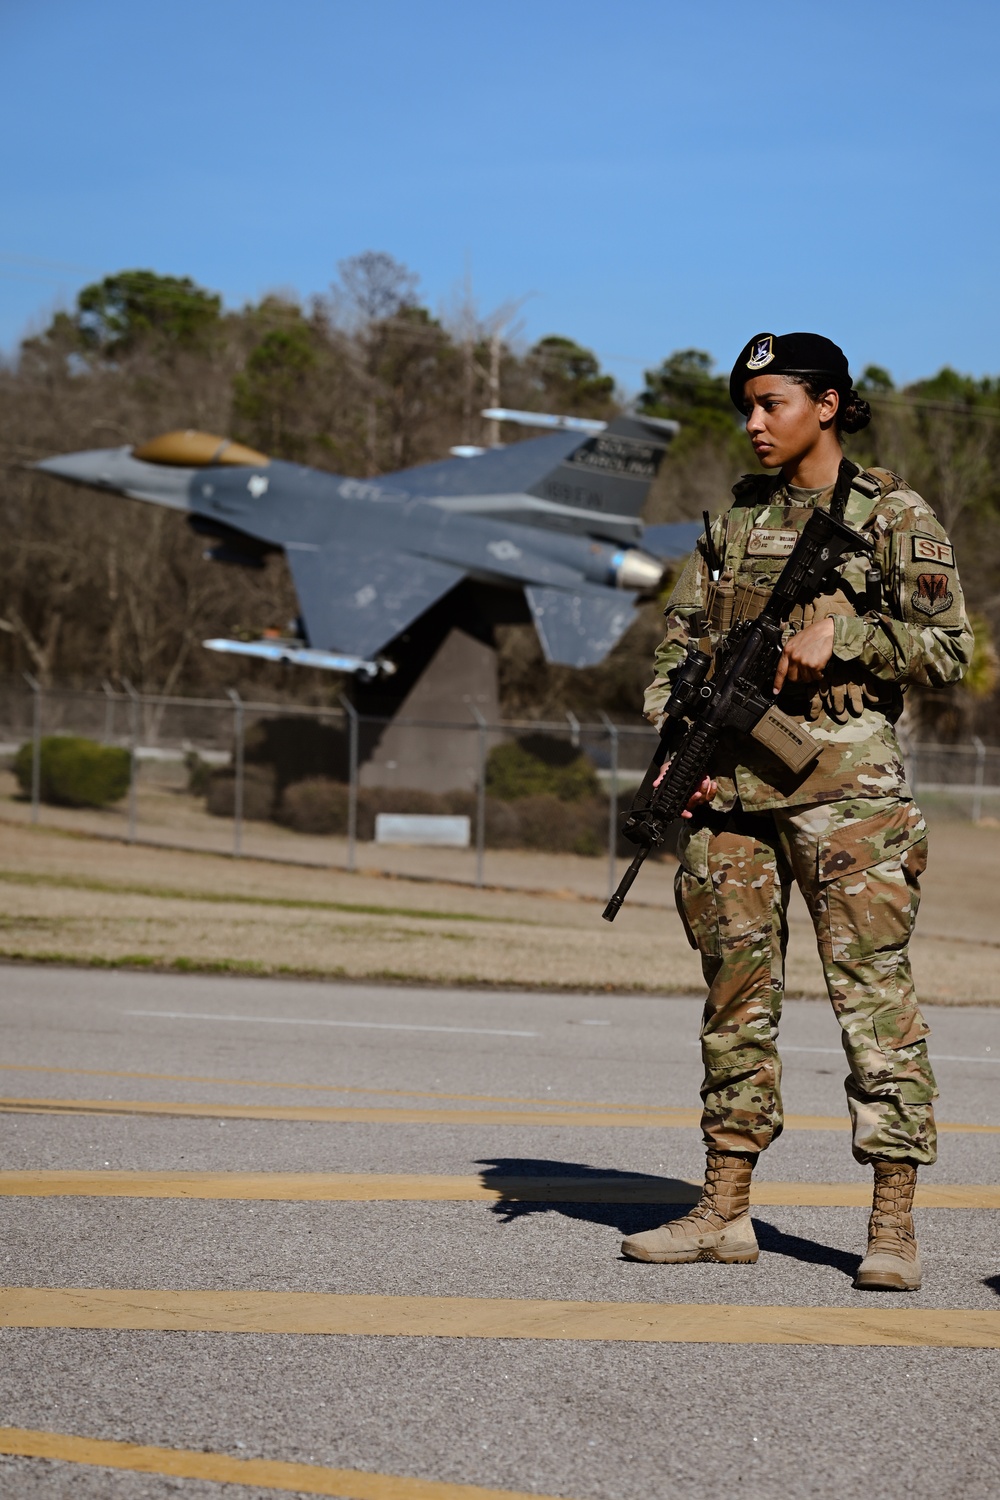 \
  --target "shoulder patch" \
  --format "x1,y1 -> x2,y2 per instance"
912,573 -> 955,617
912,534 -> 955,568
